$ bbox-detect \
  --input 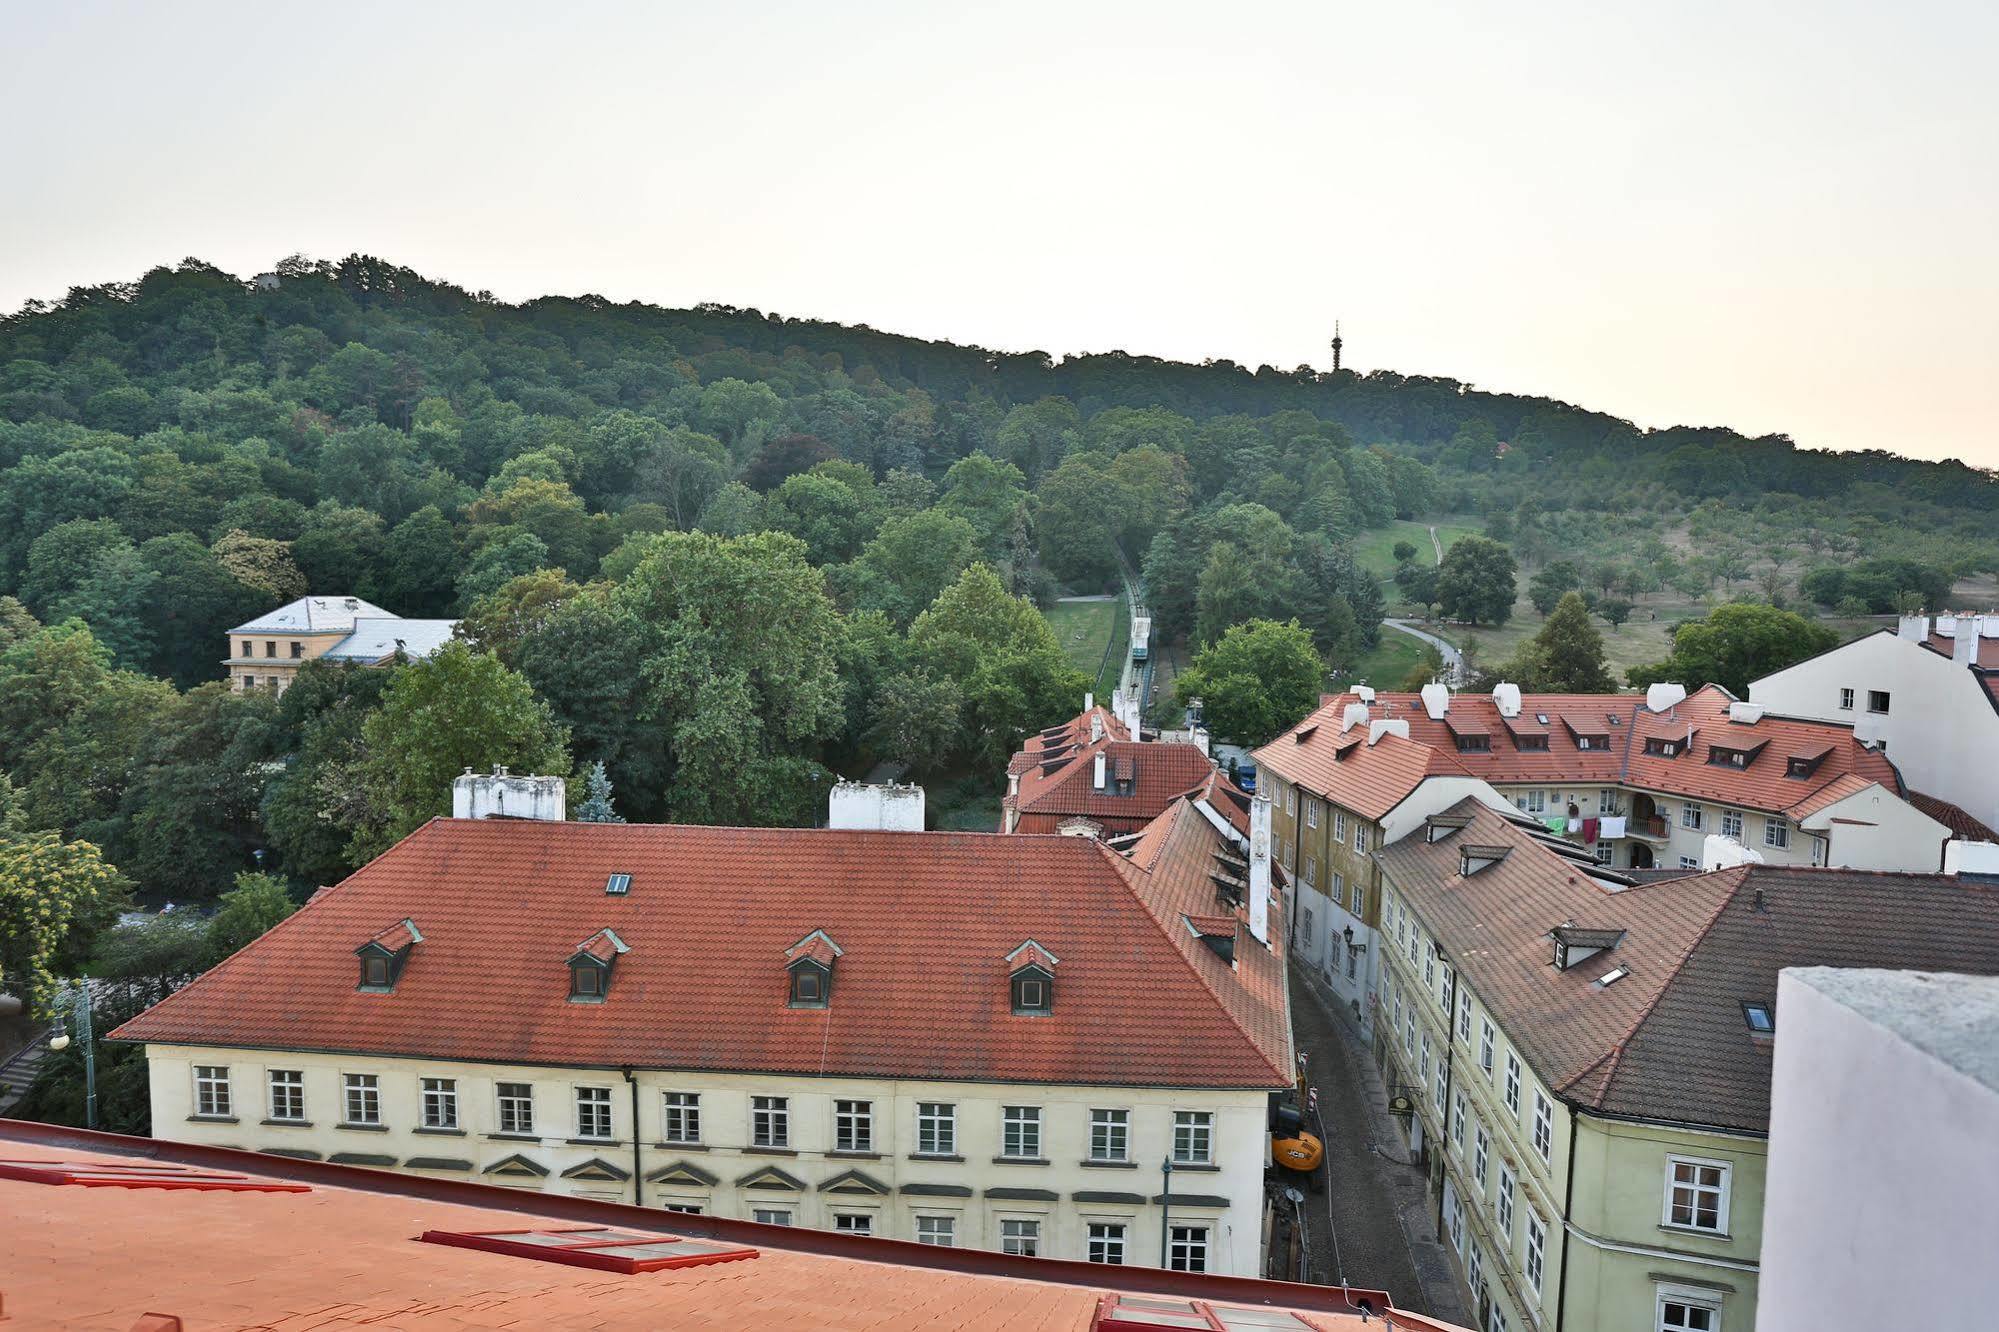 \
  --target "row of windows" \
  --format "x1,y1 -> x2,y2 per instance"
191,1068 -> 1217,1162
238,639 -> 306,659
721,1212 -> 1210,1269
1836,686 -> 1890,715
1291,786 -> 1370,853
